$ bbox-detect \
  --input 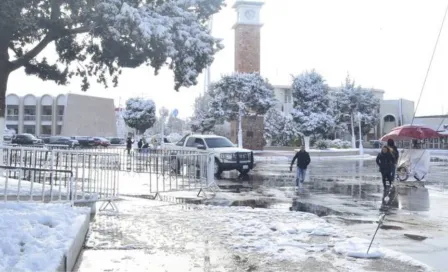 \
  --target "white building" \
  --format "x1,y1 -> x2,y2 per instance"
5,93 -> 116,137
